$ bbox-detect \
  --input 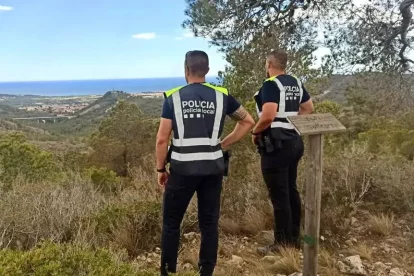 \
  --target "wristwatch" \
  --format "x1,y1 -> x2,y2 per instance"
157,168 -> 166,173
